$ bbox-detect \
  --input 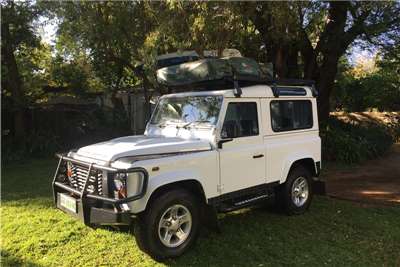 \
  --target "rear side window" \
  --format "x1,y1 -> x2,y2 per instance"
222,102 -> 259,138
270,100 -> 313,132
